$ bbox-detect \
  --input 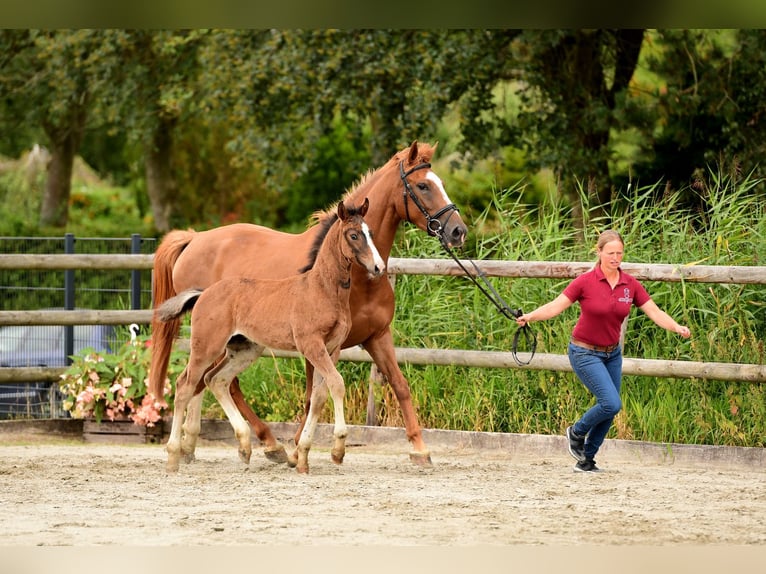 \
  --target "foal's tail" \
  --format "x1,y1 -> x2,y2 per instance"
148,230 -> 195,400
156,289 -> 203,323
